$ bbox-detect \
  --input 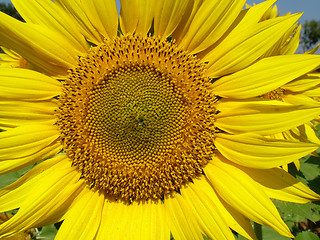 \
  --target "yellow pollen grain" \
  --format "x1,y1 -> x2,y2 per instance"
19,56 -> 29,69
57,35 -> 217,202
263,87 -> 286,101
